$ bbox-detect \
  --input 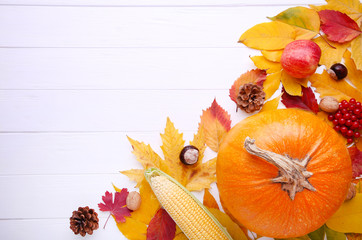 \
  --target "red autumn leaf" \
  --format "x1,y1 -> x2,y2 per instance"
319,10 -> 362,43
98,189 -> 131,227
281,86 -> 319,114
348,146 -> 362,179
229,69 -> 267,104
146,208 -> 176,240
